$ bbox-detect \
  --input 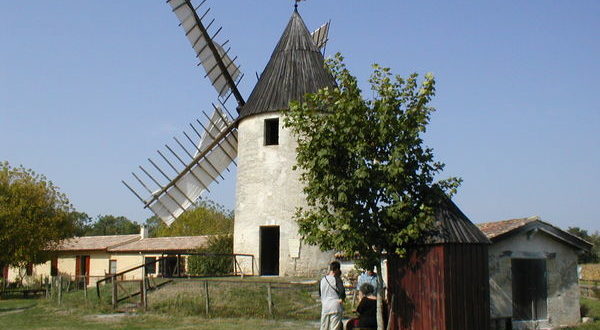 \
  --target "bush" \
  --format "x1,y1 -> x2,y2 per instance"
582,303 -> 590,317
188,235 -> 233,276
